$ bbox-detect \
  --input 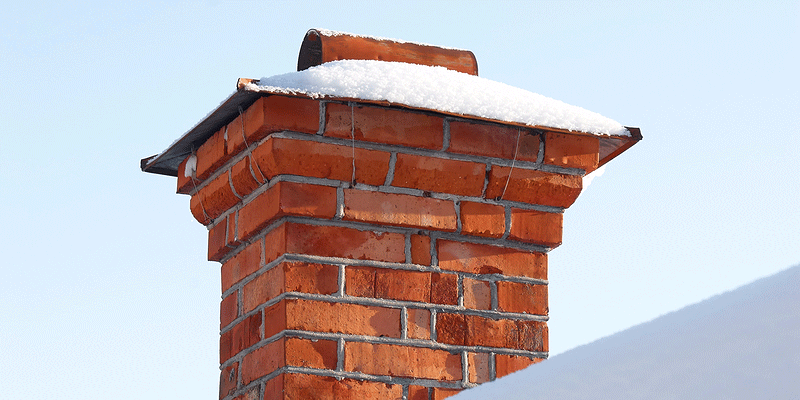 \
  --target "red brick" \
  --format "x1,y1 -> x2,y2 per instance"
220,312 -> 262,364
244,262 -> 339,313
263,301 -> 287,339
285,337 -> 338,370
343,189 -> 457,231
495,354 -> 544,379
435,313 -> 466,346
226,213 -> 241,249
407,308 -> 431,340
410,234 -> 431,265
437,240 -> 547,279
345,266 -> 375,298
285,299 -> 401,338
496,281 -> 548,315
176,154 -> 195,195
509,208 -> 563,247
230,157 -> 262,198
543,132 -> 599,172
463,278 -> 491,310
237,181 -> 337,241
431,272 -> 458,305
282,222 -> 406,263
208,217 -> 229,261
344,342 -> 462,380
431,387 -> 462,400
436,313 -> 547,352
196,127 -> 229,181
228,96 -> 321,156
460,201 -> 505,238
392,153 -> 485,196
408,386 -> 429,400
486,166 -> 582,208
252,137 -> 390,186
190,172 -> 239,224
241,338 -> 284,385
220,292 -> 238,329
219,362 -> 238,399
449,121 -> 539,162
274,373 -> 402,400
468,352 -> 490,383
221,240 -> 263,293
325,103 -> 444,150
376,269 -> 431,303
